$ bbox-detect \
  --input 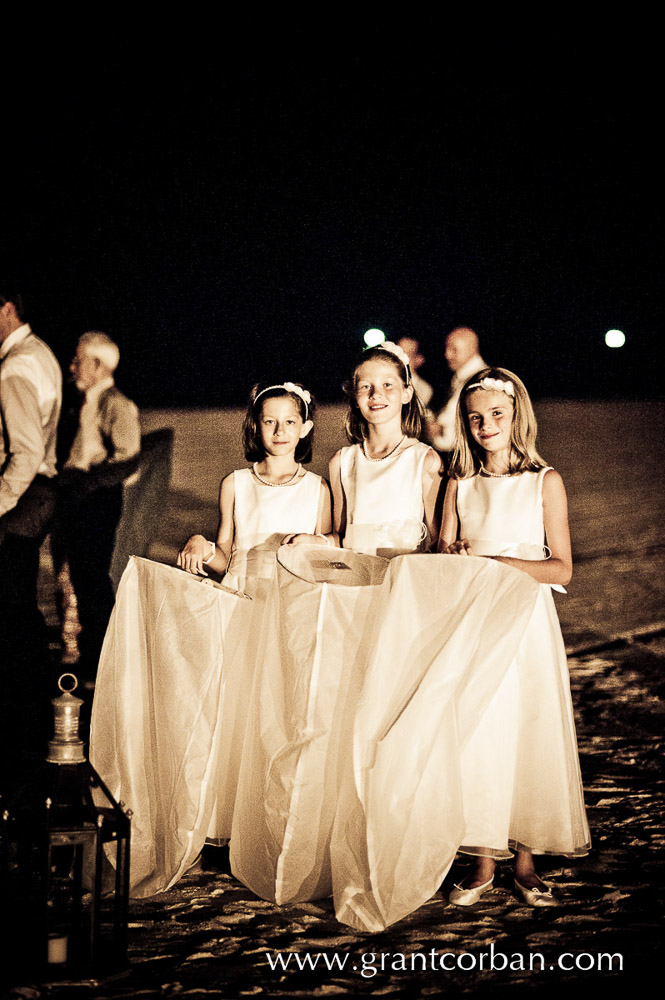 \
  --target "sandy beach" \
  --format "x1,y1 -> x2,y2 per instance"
18,398 -> 665,998
137,399 -> 665,649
